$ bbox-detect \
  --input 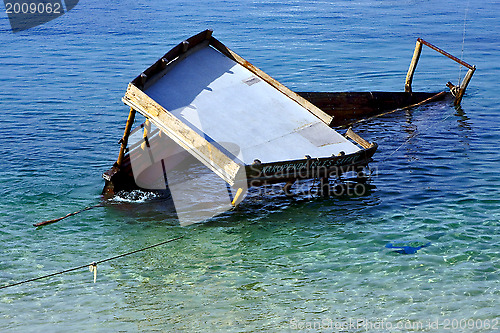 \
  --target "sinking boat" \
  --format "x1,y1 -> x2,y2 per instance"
300,38 -> 475,127
103,29 -> 377,203
102,30 -> 474,209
